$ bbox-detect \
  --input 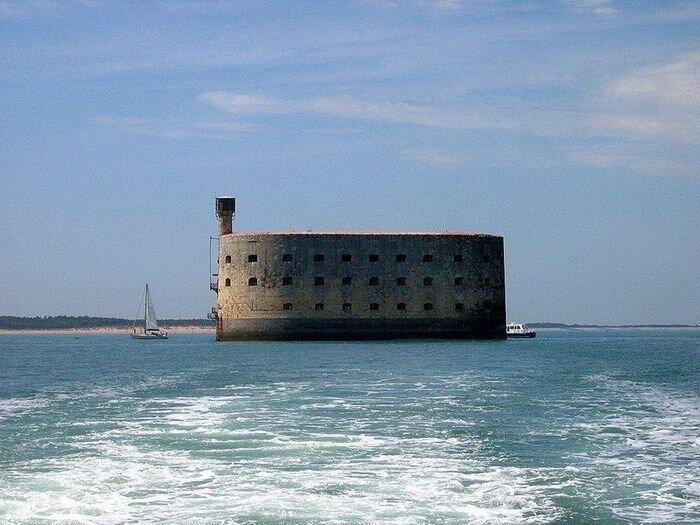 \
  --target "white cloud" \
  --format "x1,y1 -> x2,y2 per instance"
414,0 -> 465,11
401,148 -> 466,167
0,0 -> 92,18
607,51 -> 700,108
92,116 -> 256,140
198,91 -> 513,131
590,51 -> 700,143
563,0 -> 617,16
587,114 -> 668,137
361,0 -> 509,13
569,148 -> 693,176
0,0 -> 57,18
